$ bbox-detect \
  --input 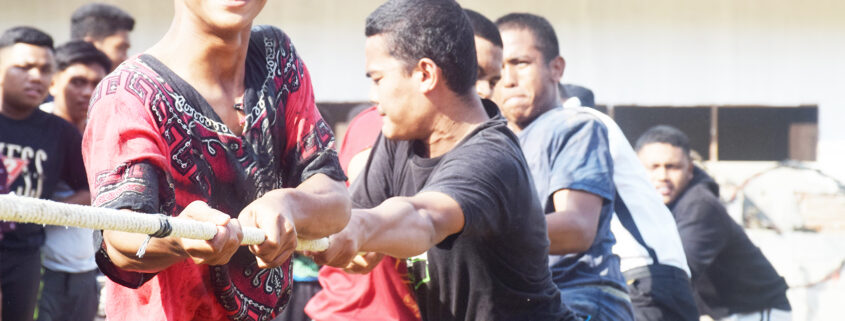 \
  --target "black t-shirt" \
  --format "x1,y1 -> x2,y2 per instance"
351,100 -> 576,321
0,110 -> 88,250
670,167 -> 789,317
